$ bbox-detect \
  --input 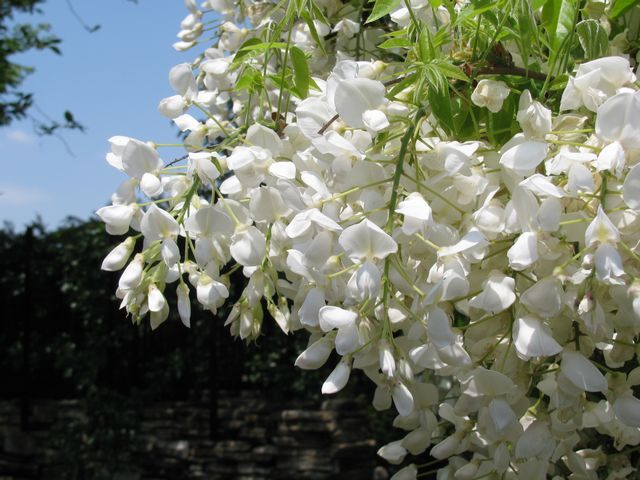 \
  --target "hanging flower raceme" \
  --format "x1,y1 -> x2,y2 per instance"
98,0 -> 640,477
